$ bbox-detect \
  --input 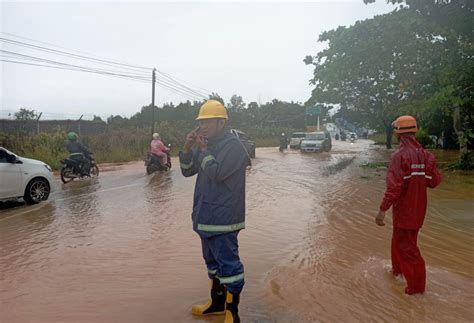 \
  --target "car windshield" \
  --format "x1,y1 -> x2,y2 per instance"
291,133 -> 306,139
0,147 -> 15,156
305,133 -> 325,140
